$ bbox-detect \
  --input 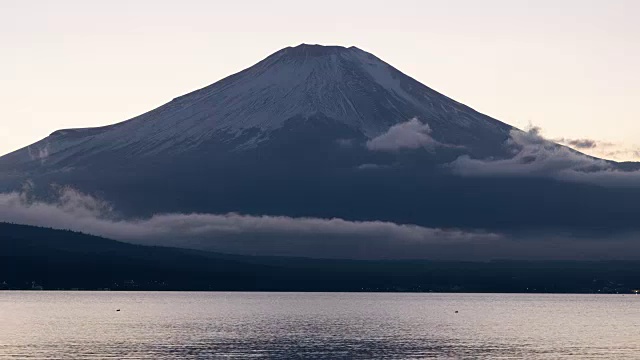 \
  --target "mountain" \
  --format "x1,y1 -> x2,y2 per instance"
1,44 -> 639,237
3,223 -> 640,293
0,44 -> 510,165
